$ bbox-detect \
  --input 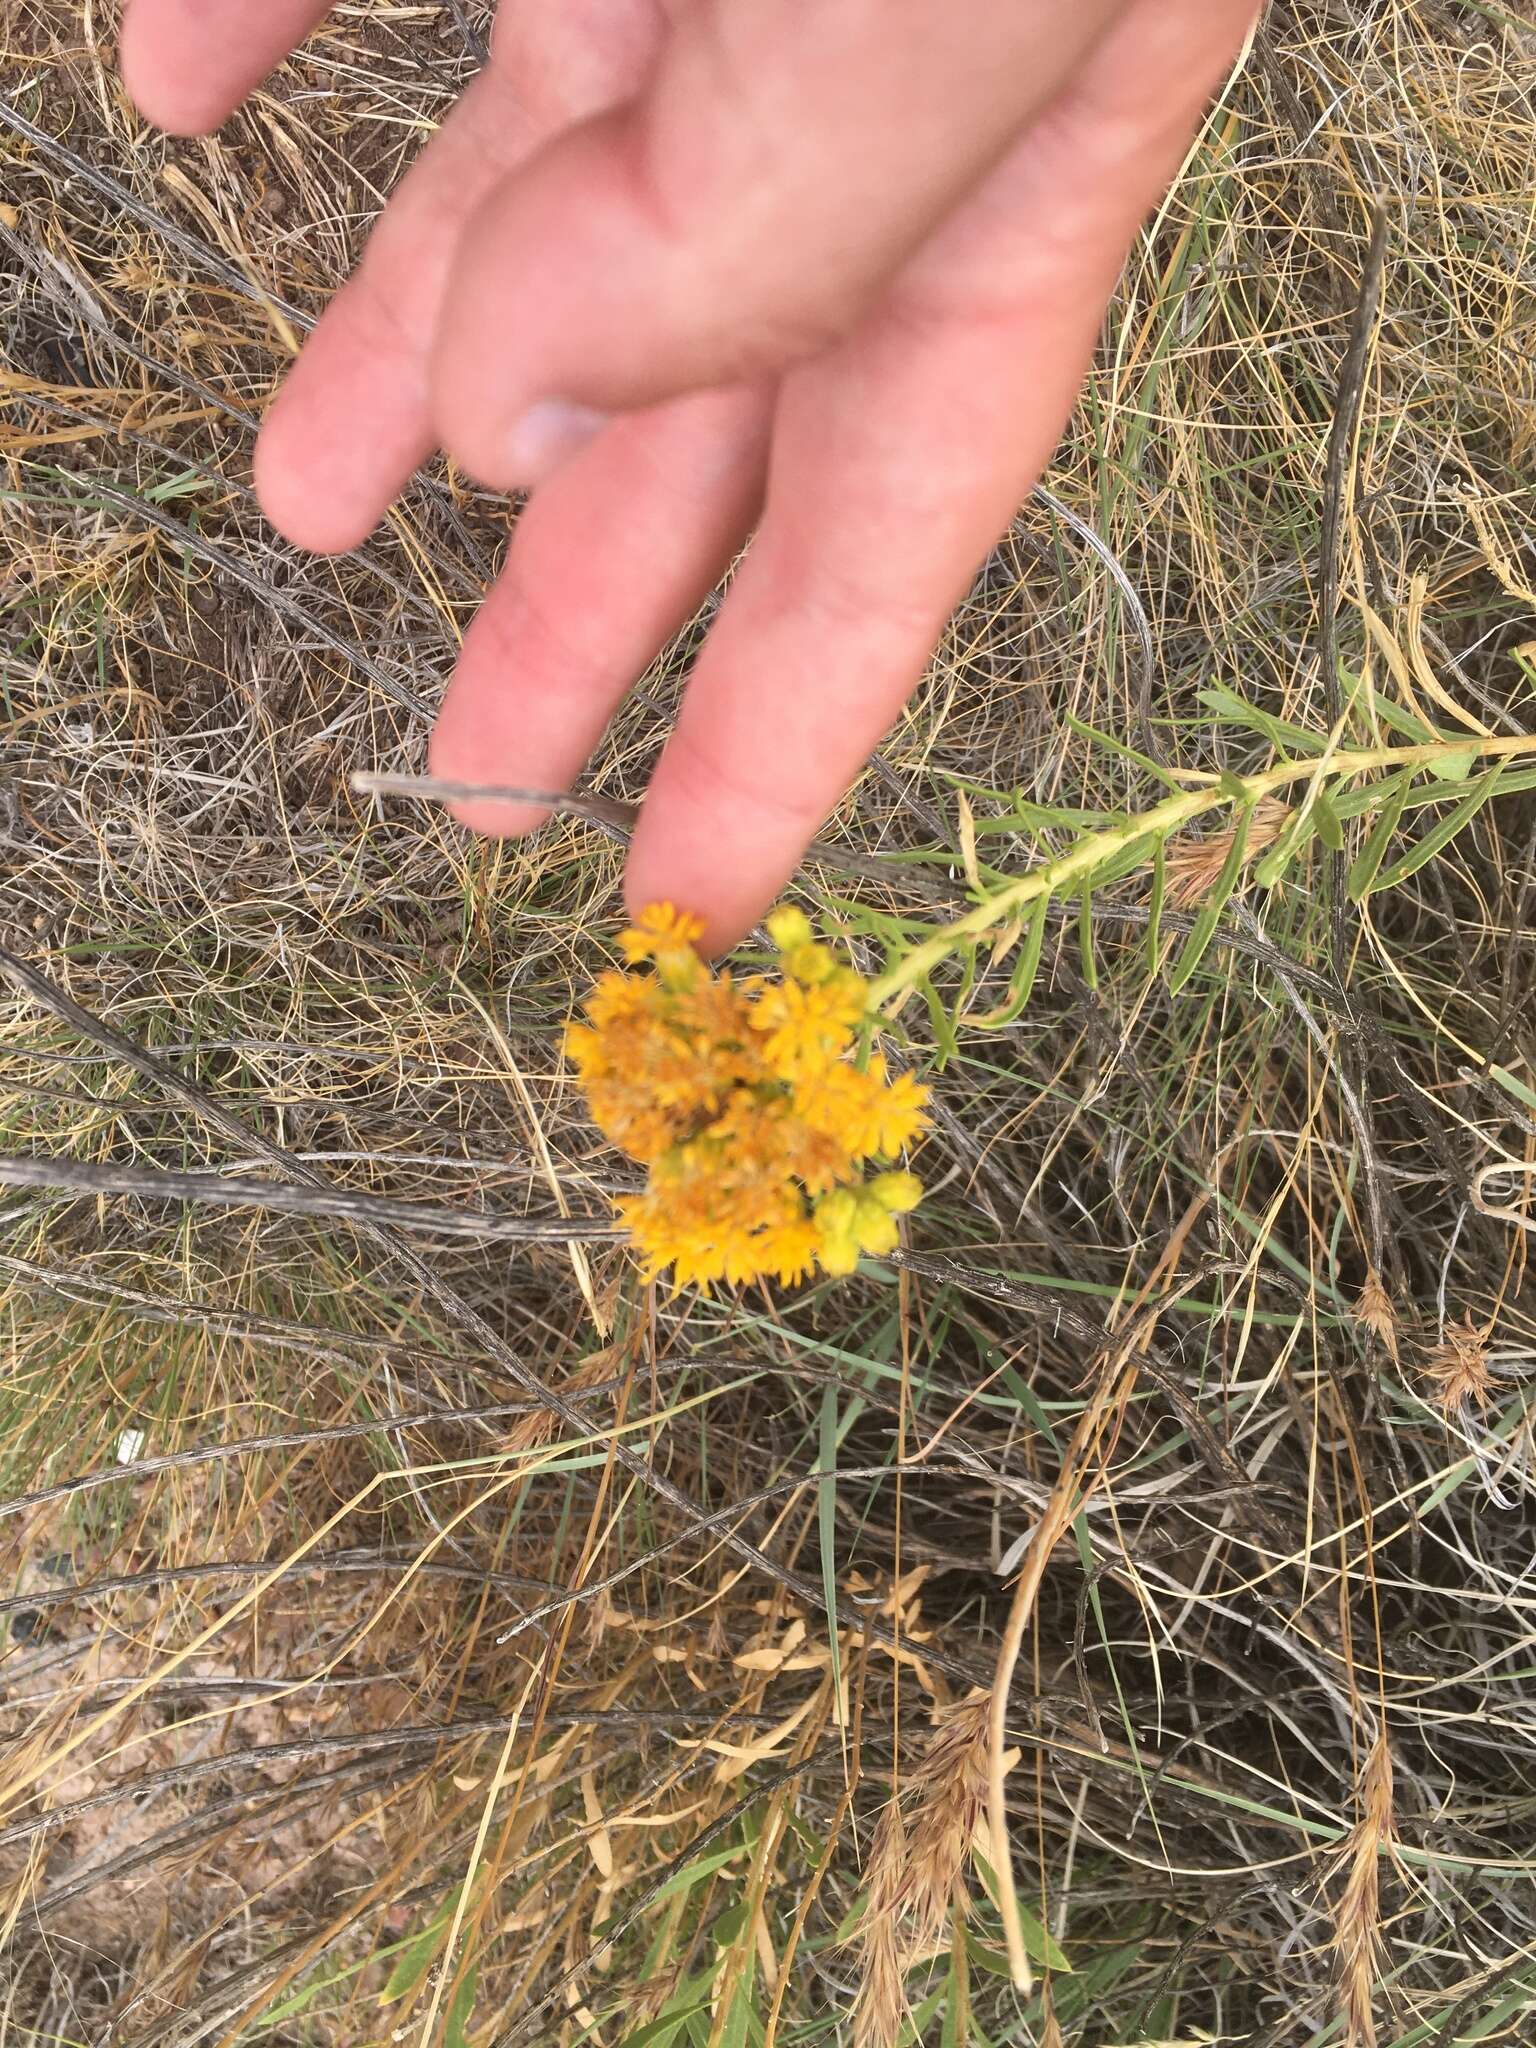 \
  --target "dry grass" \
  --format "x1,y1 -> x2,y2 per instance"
2,1 -> 1536,2043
